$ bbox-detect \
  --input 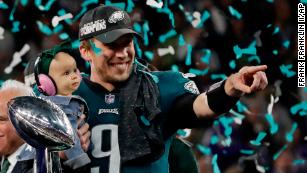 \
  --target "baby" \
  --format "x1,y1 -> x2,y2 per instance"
34,41 -> 90,169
